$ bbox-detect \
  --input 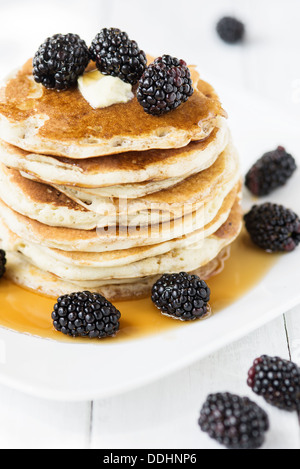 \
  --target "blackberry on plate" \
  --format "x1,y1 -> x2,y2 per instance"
0,249 -> 6,279
137,55 -> 194,116
245,146 -> 297,196
51,291 -> 121,339
89,28 -> 147,85
247,355 -> 300,412
33,33 -> 90,90
216,16 -> 245,44
198,392 -> 269,449
244,202 -> 300,252
151,272 -> 210,321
